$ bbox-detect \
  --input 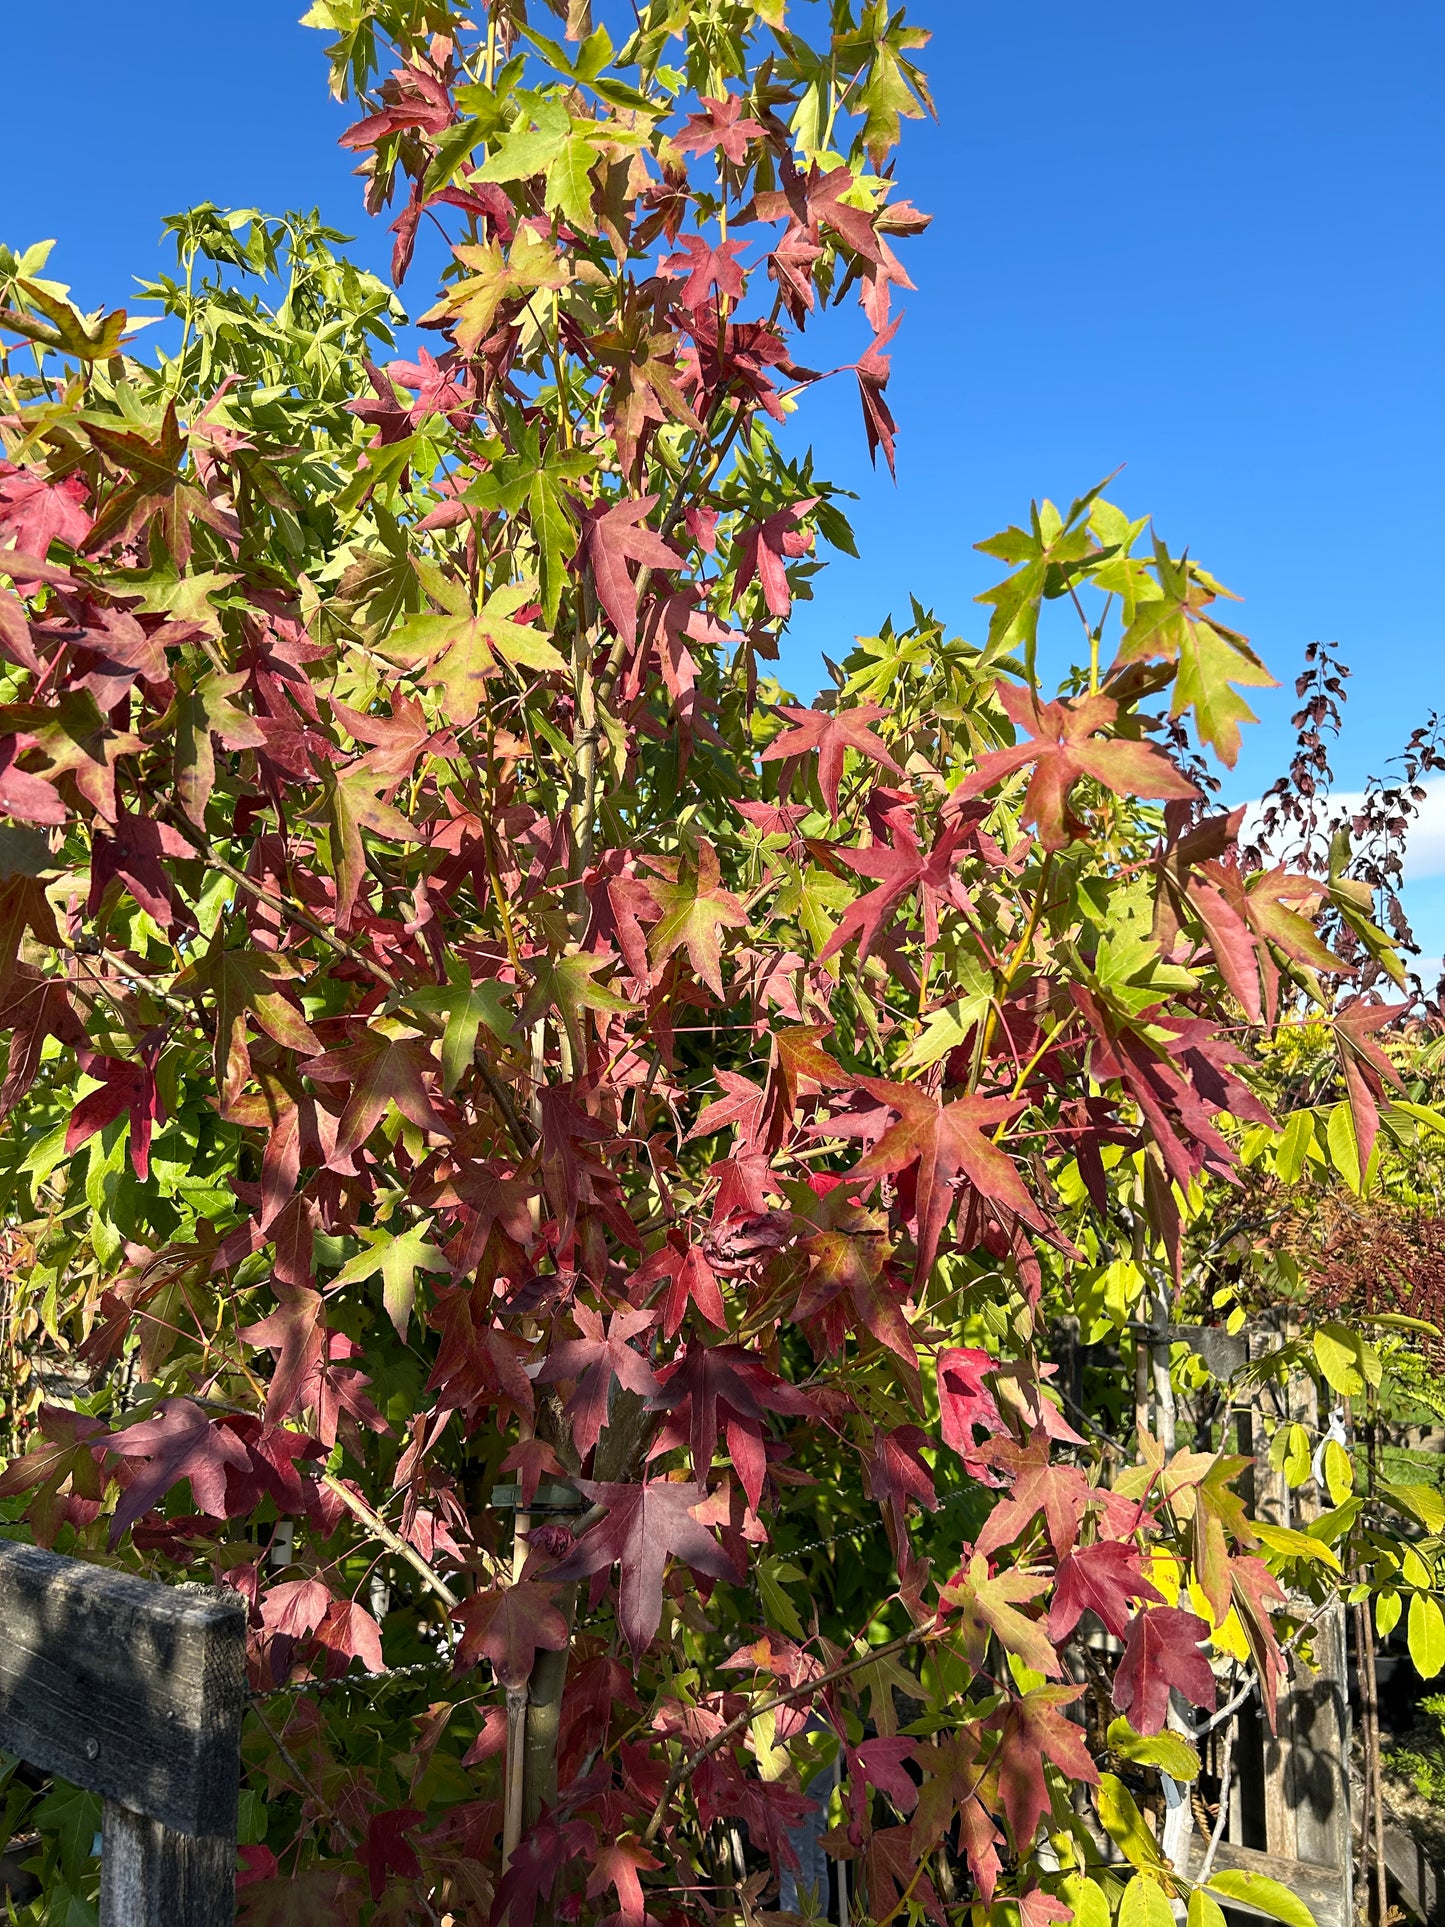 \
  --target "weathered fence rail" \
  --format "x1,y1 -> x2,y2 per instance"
0,1539 -> 245,1926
